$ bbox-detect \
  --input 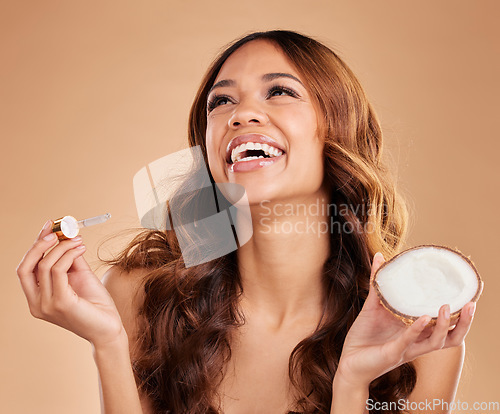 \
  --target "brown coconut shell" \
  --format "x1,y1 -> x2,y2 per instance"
371,244 -> 484,327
